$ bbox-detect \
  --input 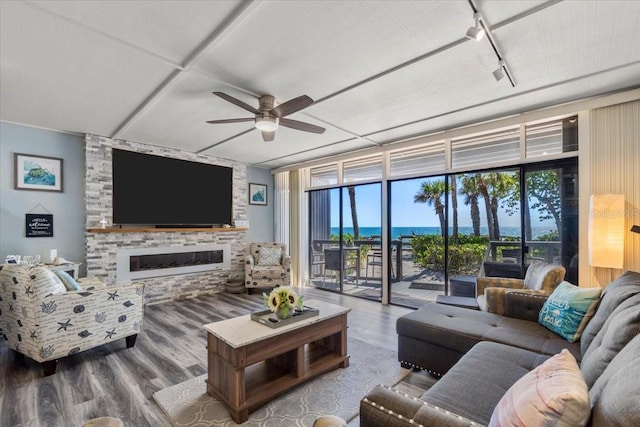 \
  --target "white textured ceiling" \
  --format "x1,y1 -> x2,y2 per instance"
1,0 -> 639,169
